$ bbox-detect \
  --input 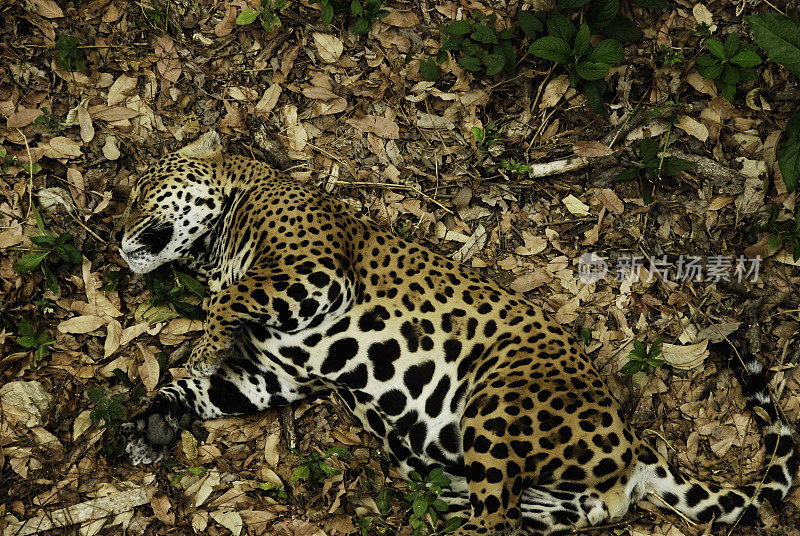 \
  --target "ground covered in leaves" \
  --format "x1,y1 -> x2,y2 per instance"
1,0 -> 800,535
